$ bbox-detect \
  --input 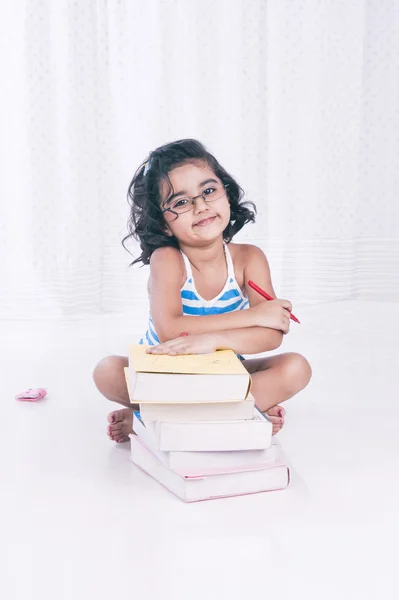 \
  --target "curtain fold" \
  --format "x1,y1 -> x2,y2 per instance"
1,0 -> 398,320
